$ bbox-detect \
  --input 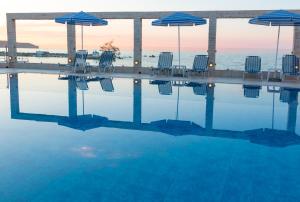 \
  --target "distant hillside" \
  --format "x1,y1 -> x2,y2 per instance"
0,41 -> 39,49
